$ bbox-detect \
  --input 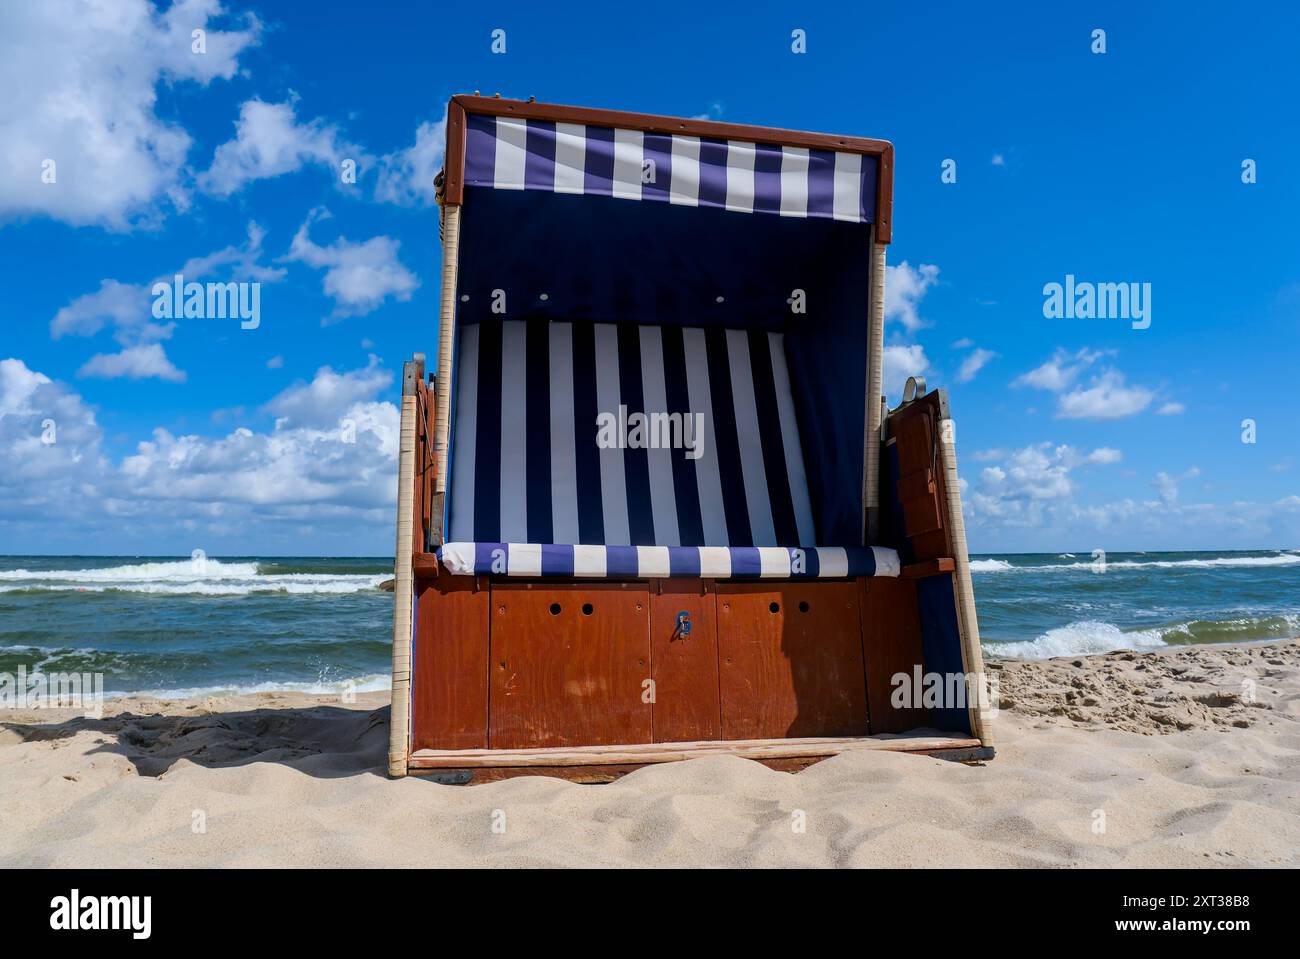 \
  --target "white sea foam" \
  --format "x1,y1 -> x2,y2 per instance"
967,556 -> 1013,571
0,559 -> 389,596
1090,554 -> 1300,570
109,673 -> 393,699
984,621 -> 1170,659
968,553 -> 1300,574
